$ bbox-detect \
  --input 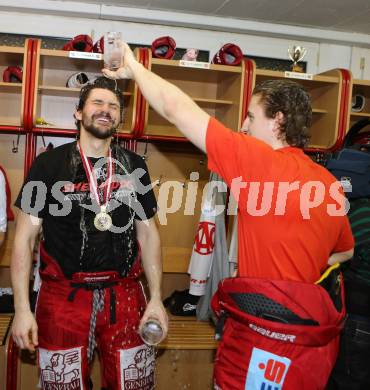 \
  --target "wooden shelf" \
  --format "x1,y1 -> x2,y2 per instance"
145,54 -> 244,137
148,98 -> 234,108
256,69 -> 339,83
312,108 -> 328,114
40,49 -> 71,58
0,117 -> 21,126
151,58 -> 242,73
308,144 -> 327,149
0,46 -> 24,54
38,85 -> 132,97
40,49 -> 102,61
34,43 -> 136,131
350,112 -> 370,118
348,76 -> 370,132
353,79 -> 370,87
0,82 -> 22,89
194,97 -> 234,105
35,123 -> 74,130
0,83 -> 23,95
